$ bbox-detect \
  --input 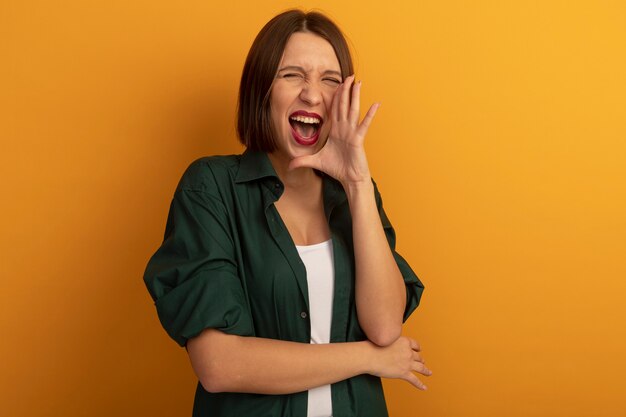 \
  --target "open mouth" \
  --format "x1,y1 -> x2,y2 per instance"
289,111 -> 323,146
